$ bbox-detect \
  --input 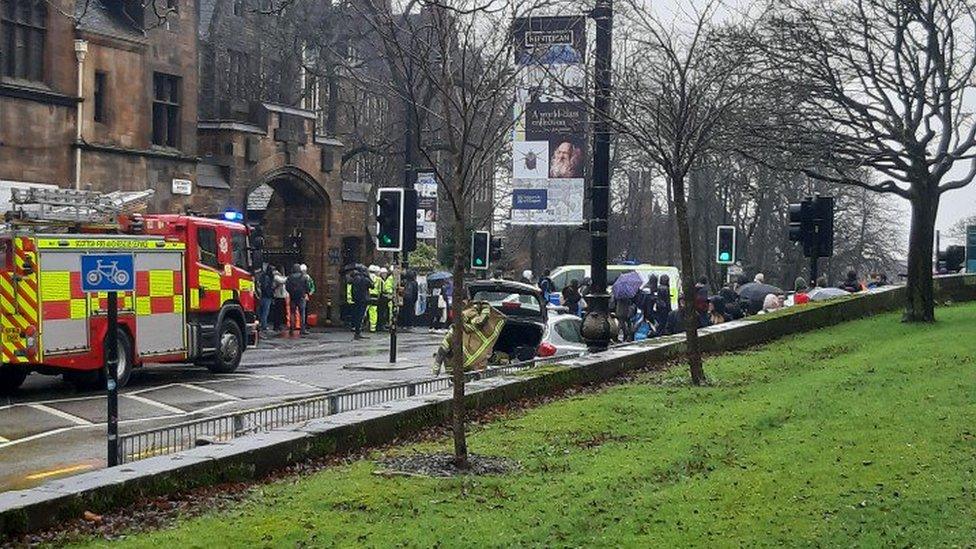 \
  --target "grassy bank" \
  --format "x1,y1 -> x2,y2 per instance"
83,303 -> 976,547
